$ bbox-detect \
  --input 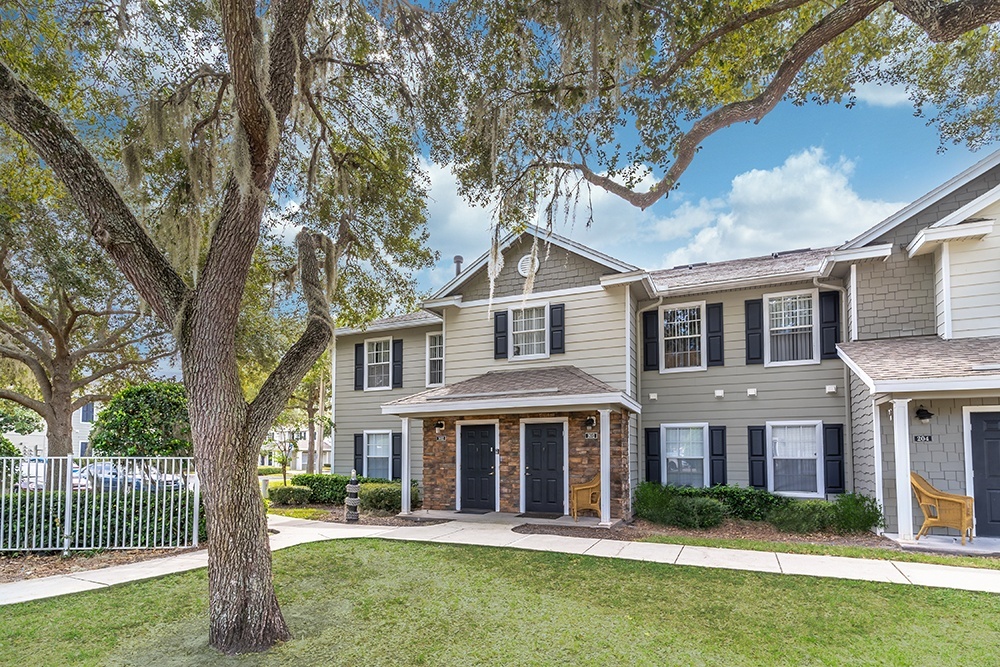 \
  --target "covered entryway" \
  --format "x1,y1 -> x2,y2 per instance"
972,413 -> 1000,537
460,424 -> 496,511
524,423 -> 565,514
